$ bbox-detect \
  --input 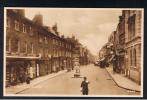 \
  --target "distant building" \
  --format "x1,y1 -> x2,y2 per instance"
67,36 -> 93,66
